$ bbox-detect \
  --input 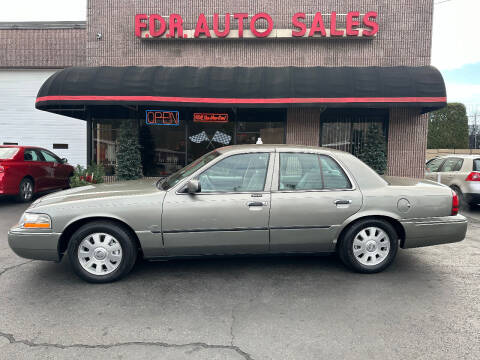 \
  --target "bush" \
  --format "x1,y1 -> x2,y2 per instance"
70,164 -> 106,188
116,121 -> 143,180
357,125 -> 388,175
